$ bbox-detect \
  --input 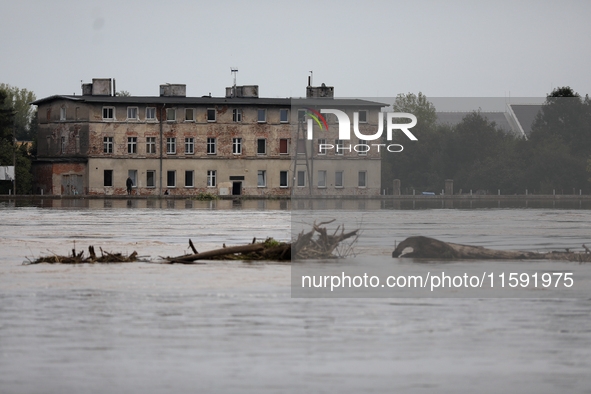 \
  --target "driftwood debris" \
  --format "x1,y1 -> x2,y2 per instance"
27,245 -> 139,264
292,220 -> 359,260
392,236 -> 591,262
